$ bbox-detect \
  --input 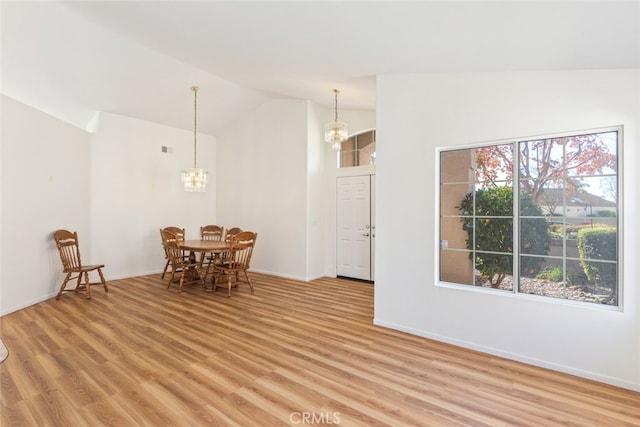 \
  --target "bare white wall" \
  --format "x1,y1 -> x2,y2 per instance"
375,69 -> 640,391
90,112 -> 216,279
306,101 -> 326,280
1,96 -> 92,314
216,99 -> 309,280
